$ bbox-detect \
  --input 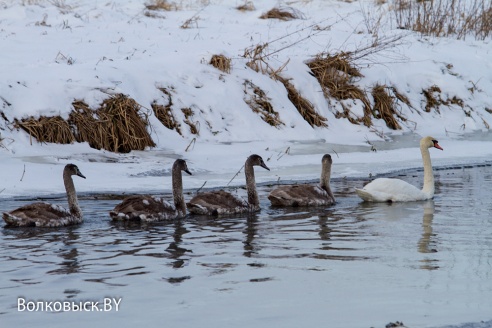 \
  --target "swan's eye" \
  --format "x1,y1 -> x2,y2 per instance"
432,139 -> 438,144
